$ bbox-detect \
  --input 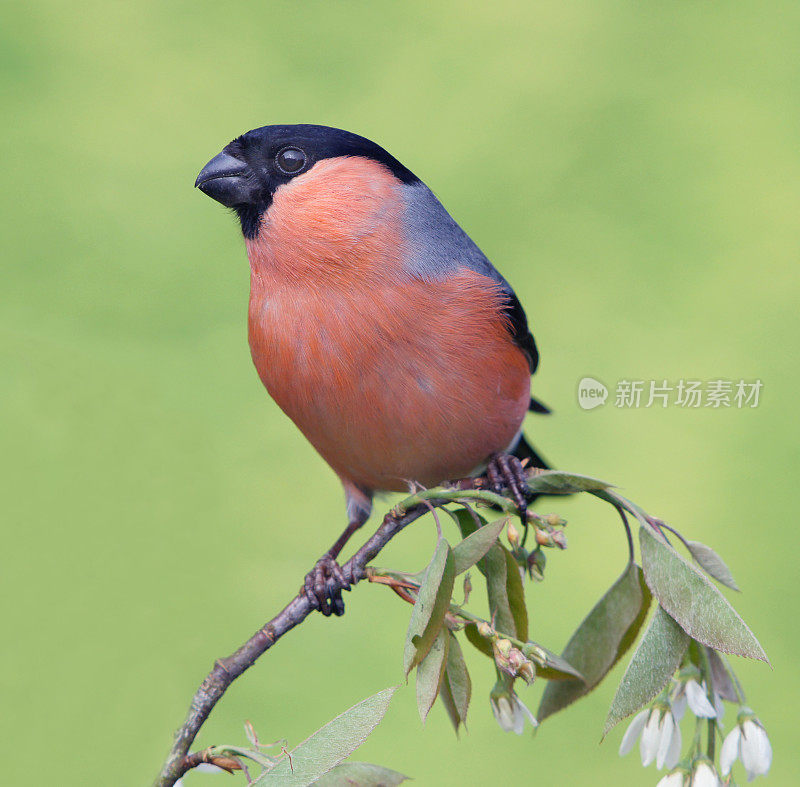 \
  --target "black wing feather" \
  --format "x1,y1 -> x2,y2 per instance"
504,290 -> 539,374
